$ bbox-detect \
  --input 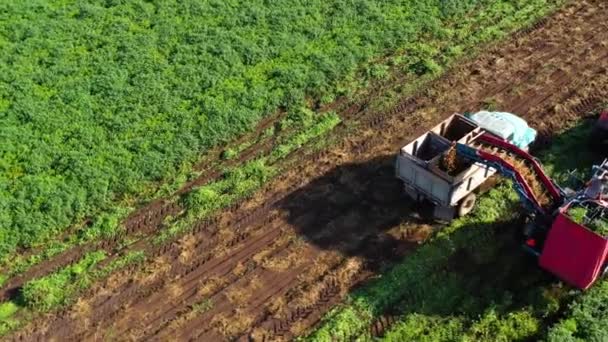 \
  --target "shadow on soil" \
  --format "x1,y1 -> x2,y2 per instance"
276,153 -> 433,265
